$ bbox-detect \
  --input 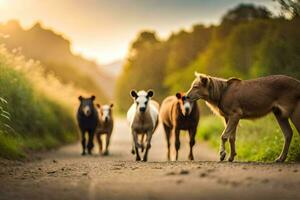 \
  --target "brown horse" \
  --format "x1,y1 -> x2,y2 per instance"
160,93 -> 200,161
187,72 -> 300,162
